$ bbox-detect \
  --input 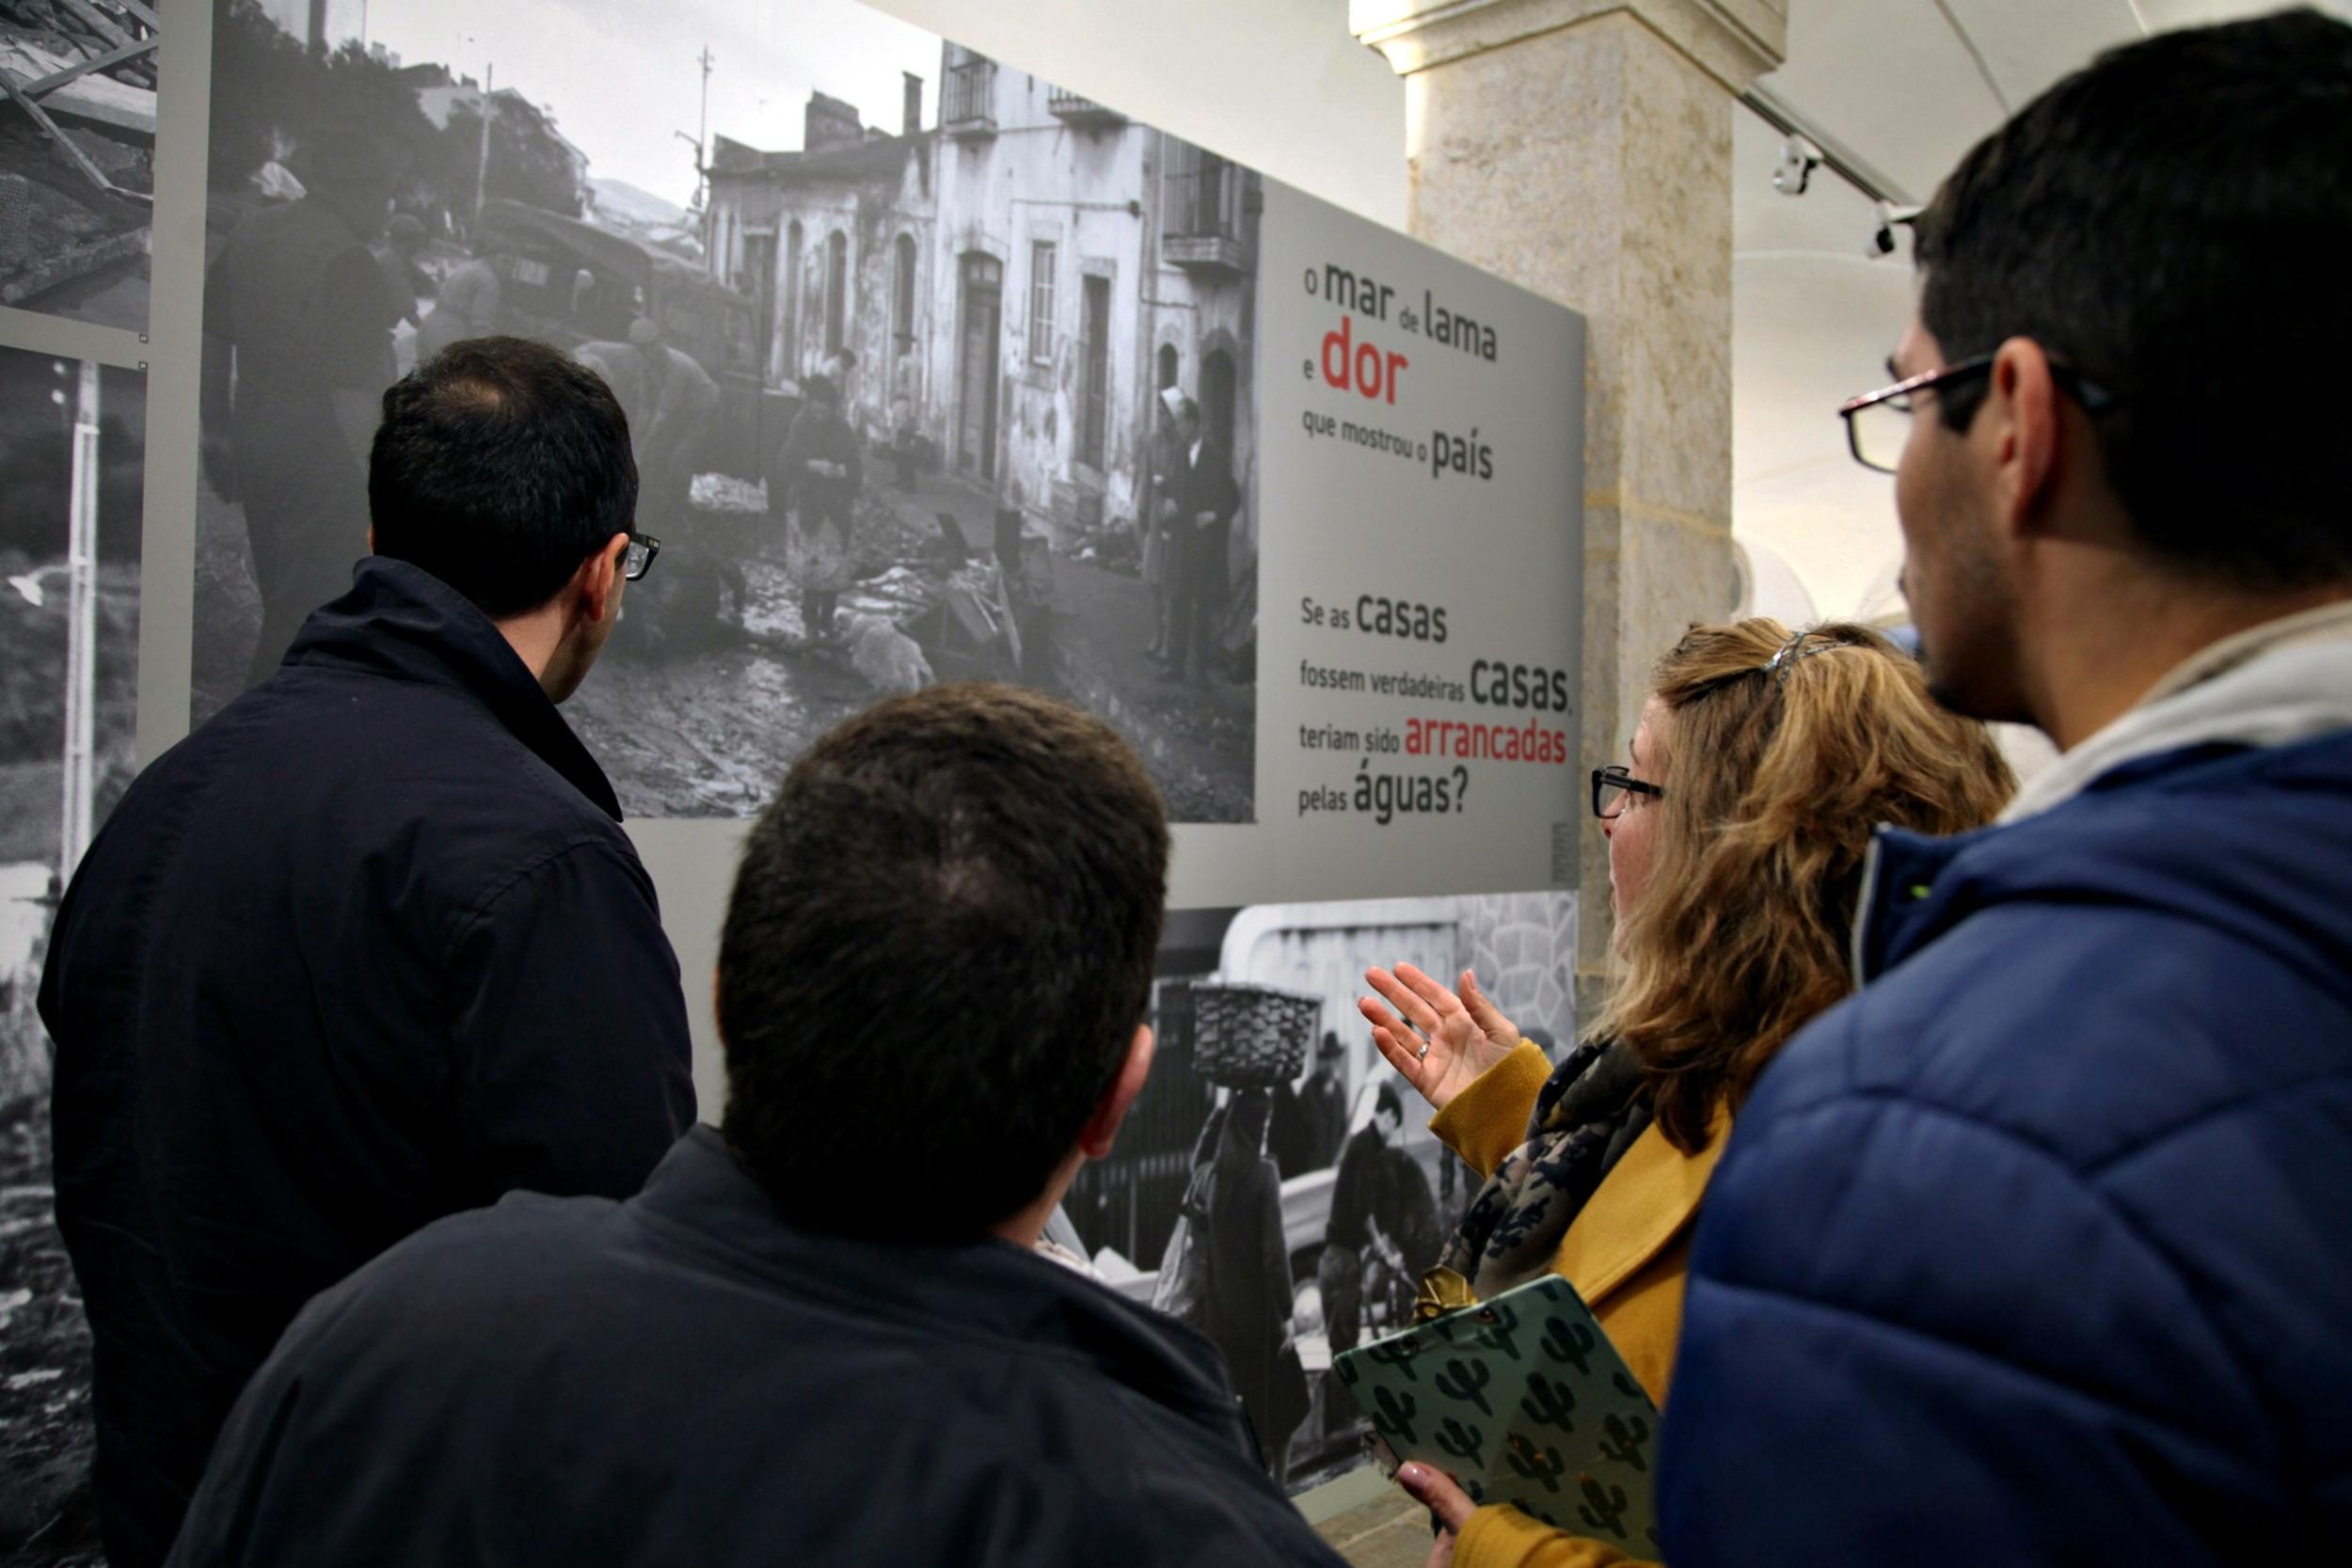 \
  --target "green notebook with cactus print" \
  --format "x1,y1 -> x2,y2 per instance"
1333,1274 -> 1661,1553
